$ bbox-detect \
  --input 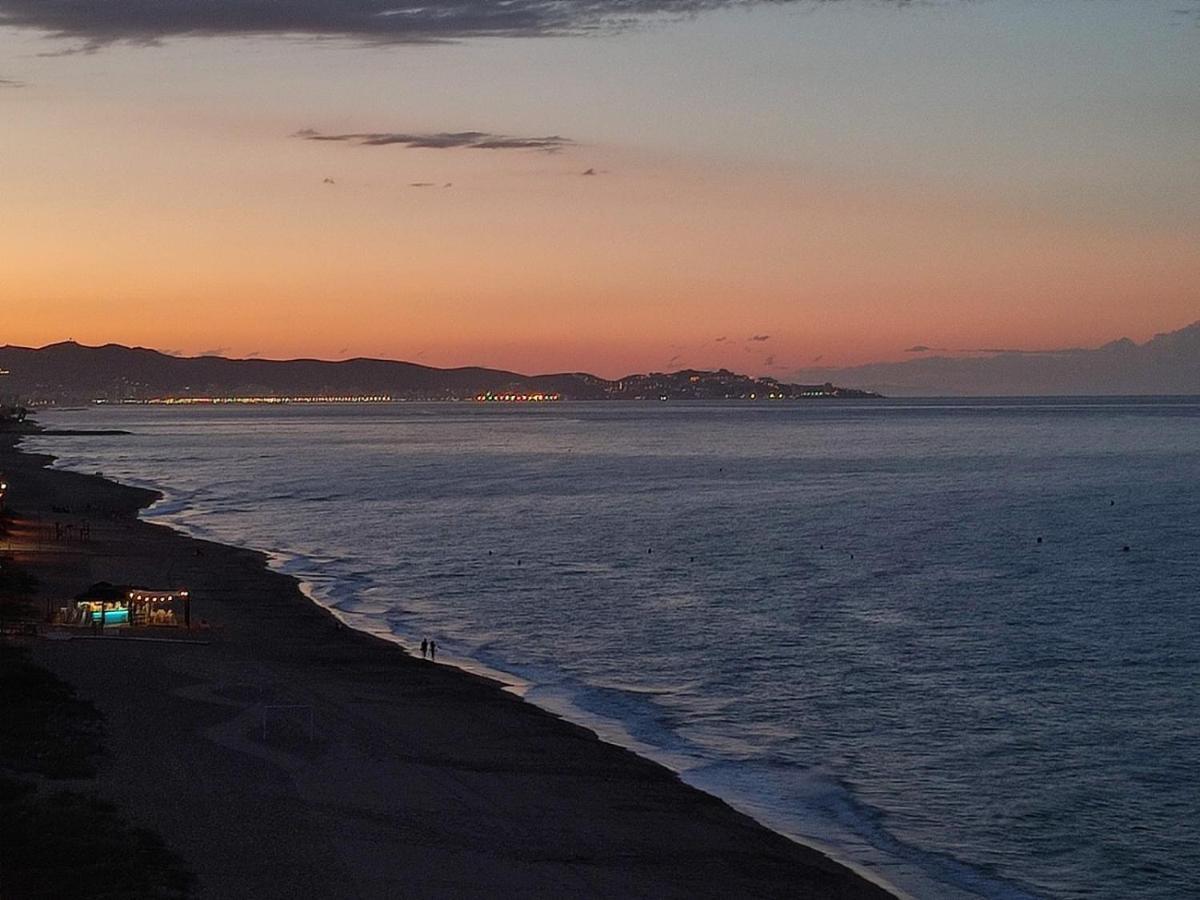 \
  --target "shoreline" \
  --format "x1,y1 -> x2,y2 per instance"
36,443 -> 915,899
3,431 -> 898,899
